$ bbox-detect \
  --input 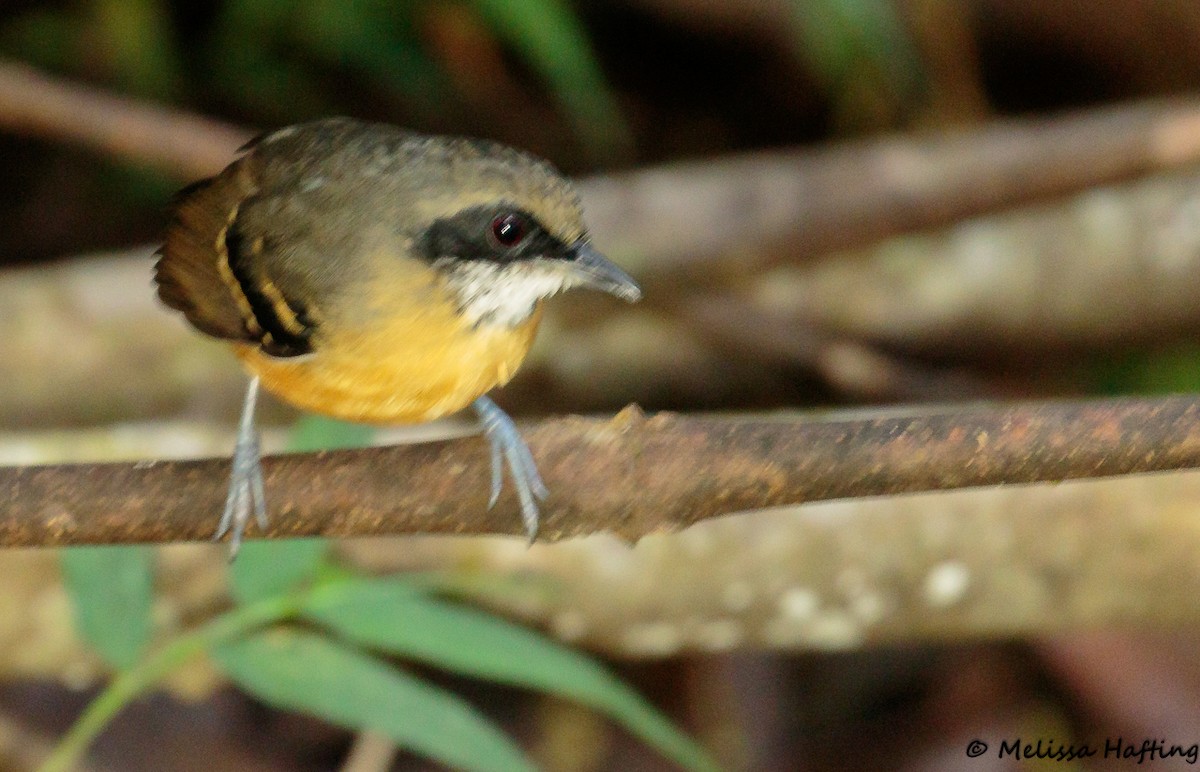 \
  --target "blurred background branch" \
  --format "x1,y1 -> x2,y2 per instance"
9,59 -> 1200,279
0,61 -> 247,181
